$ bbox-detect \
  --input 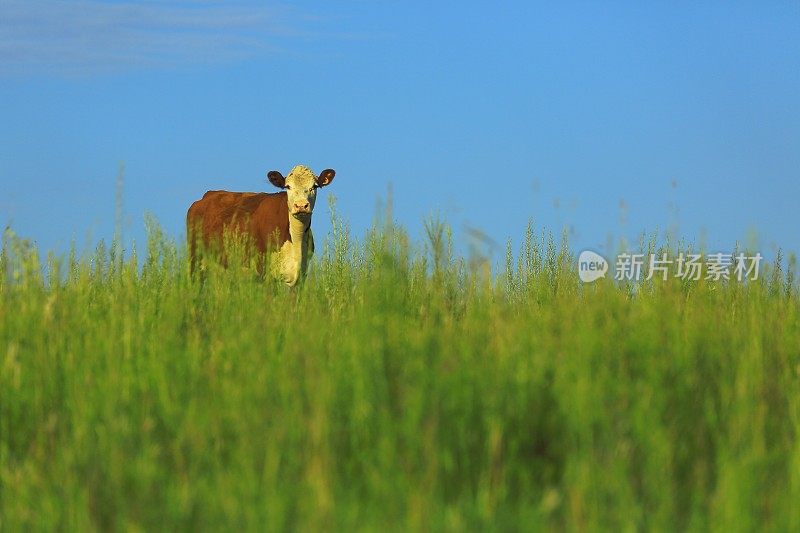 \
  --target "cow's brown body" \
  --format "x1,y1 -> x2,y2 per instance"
187,190 -> 294,270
